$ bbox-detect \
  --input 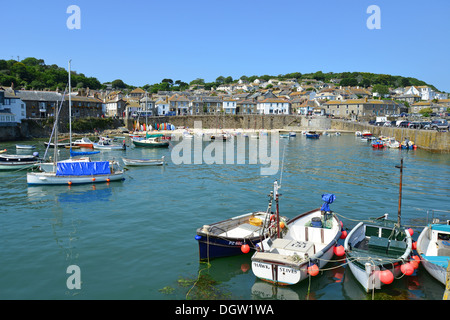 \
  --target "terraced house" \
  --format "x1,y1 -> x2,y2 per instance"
323,98 -> 402,118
